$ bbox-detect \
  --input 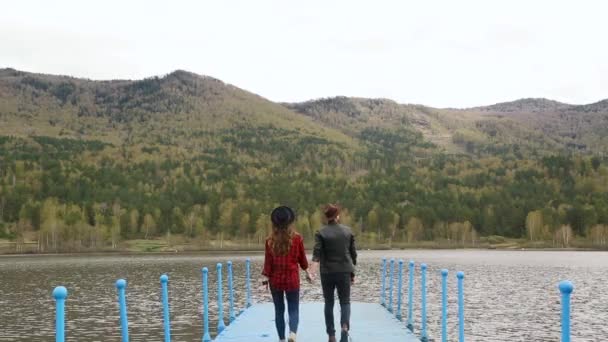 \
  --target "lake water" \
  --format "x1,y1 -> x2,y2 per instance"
0,250 -> 606,341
